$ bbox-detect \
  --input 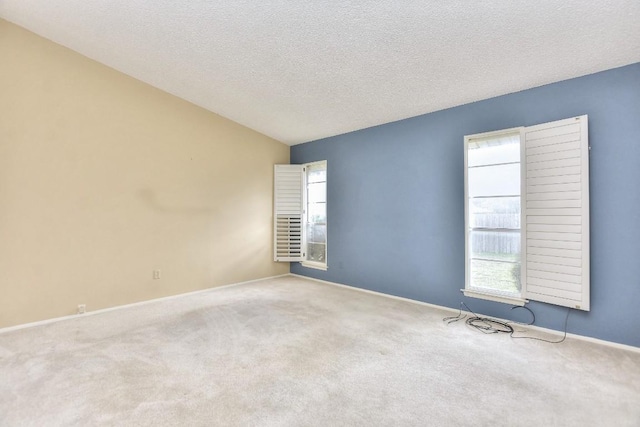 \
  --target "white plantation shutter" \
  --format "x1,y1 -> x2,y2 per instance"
274,165 -> 304,262
522,115 -> 590,310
